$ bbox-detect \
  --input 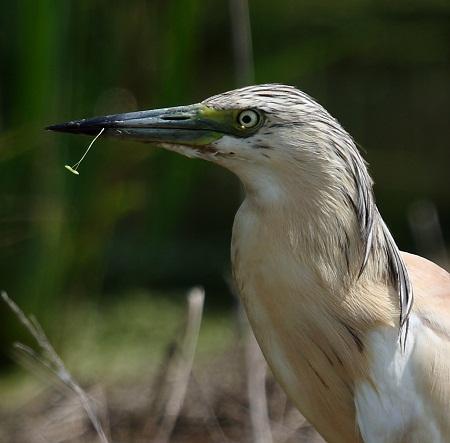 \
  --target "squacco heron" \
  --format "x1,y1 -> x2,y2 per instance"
49,84 -> 450,443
